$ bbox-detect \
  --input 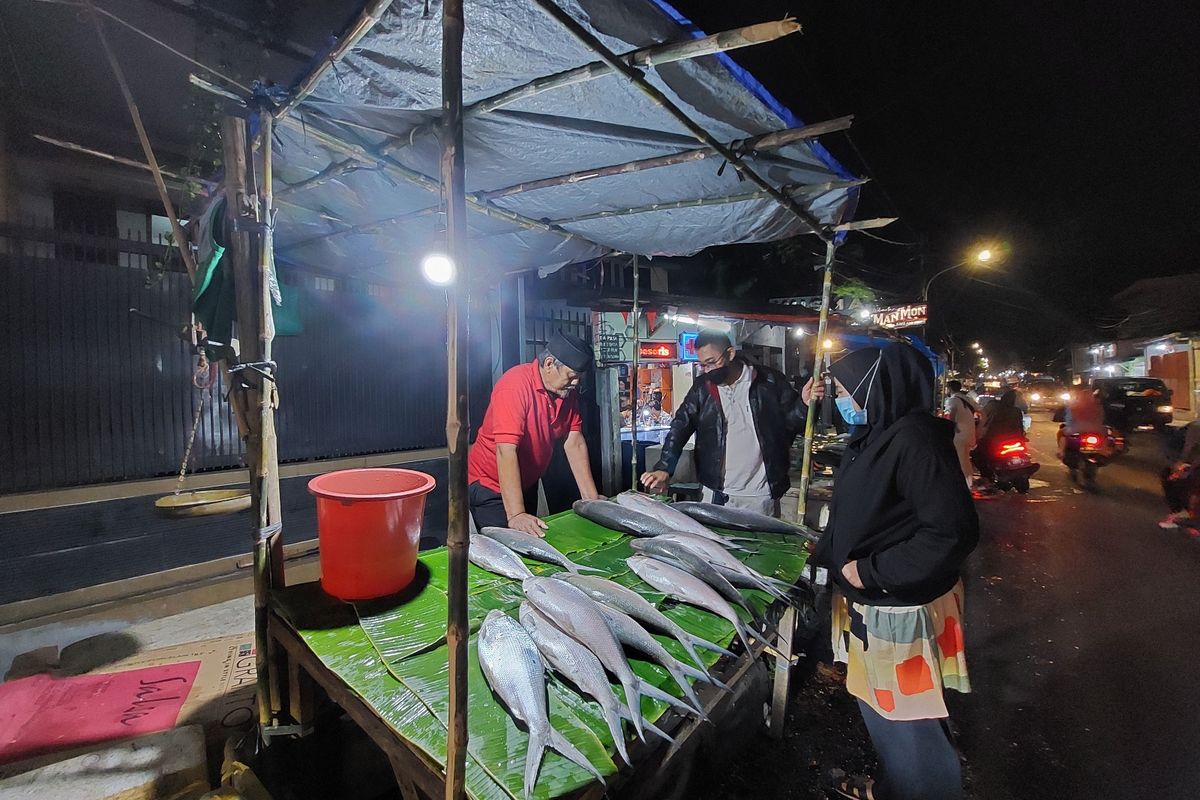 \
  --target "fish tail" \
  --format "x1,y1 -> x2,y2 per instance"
573,564 -> 607,574
736,620 -> 793,662
677,661 -> 723,690
525,731 -> 545,800
665,664 -> 705,713
549,728 -> 605,785
601,703 -> 631,765
687,634 -> 737,659
639,680 -> 705,720
642,717 -> 676,745
675,636 -> 709,671
619,678 -> 646,740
